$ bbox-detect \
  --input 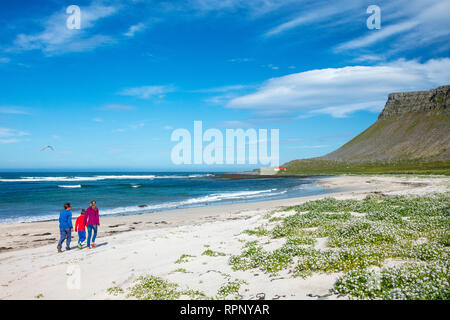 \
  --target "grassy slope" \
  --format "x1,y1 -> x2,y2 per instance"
282,159 -> 450,175
282,111 -> 450,175
321,111 -> 450,162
